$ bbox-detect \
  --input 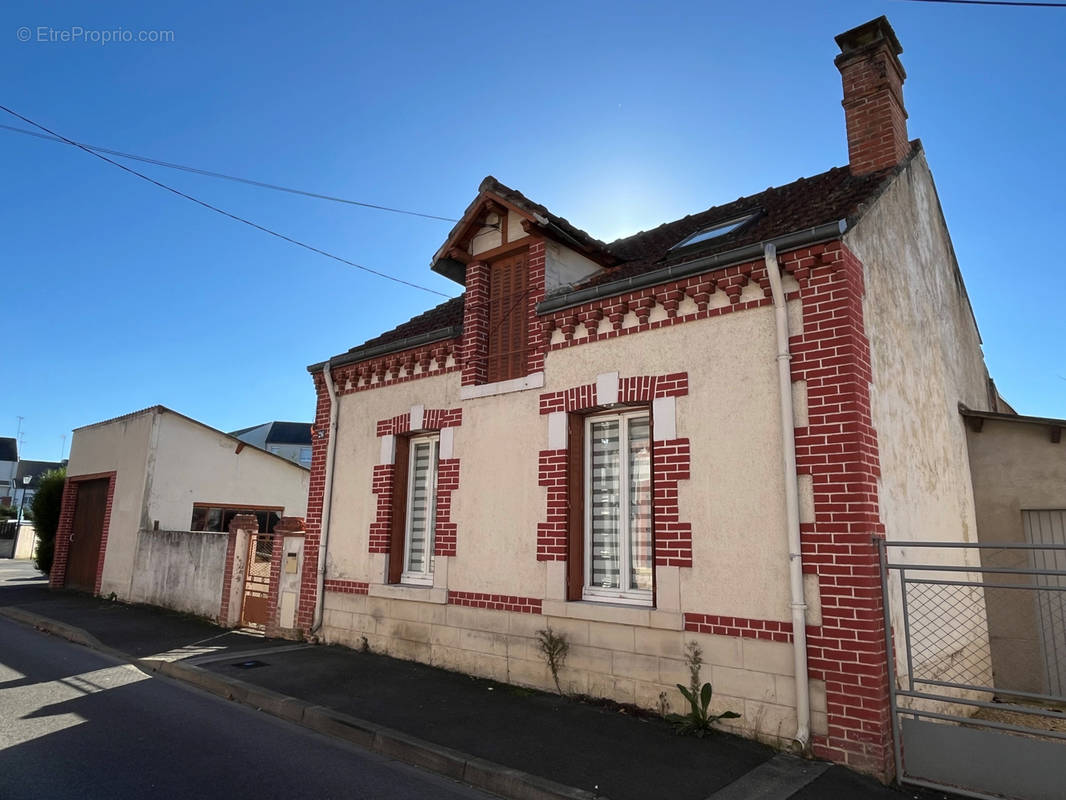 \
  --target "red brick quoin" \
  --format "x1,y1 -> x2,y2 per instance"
784,241 -> 891,775
536,373 -> 692,567
369,407 -> 463,558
